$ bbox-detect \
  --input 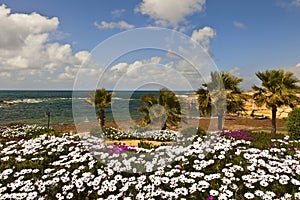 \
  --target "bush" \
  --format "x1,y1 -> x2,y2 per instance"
137,140 -> 169,149
286,108 -> 300,140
